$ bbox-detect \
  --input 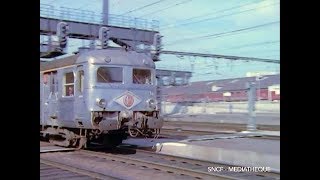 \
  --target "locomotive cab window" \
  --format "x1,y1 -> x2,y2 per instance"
97,67 -> 123,83
133,69 -> 152,85
63,72 -> 74,96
